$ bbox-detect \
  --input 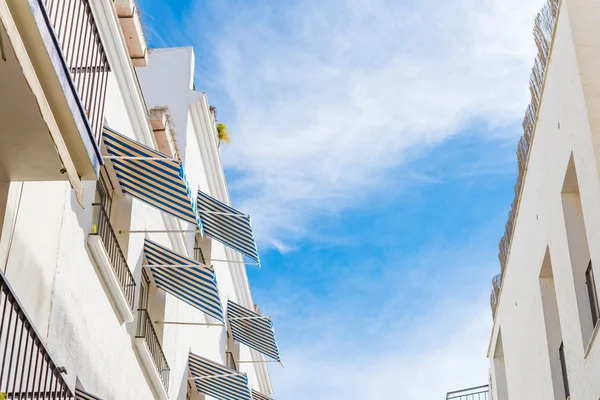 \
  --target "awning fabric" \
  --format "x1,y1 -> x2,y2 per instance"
103,127 -> 201,227
188,352 -> 252,400
143,239 -> 224,322
196,191 -> 259,263
75,389 -> 102,400
252,389 -> 273,400
227,301 -> 281,362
